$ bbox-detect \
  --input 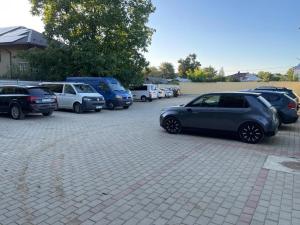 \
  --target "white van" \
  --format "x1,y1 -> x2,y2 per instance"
40,82 -> 105,113
130,84 -> 158,102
